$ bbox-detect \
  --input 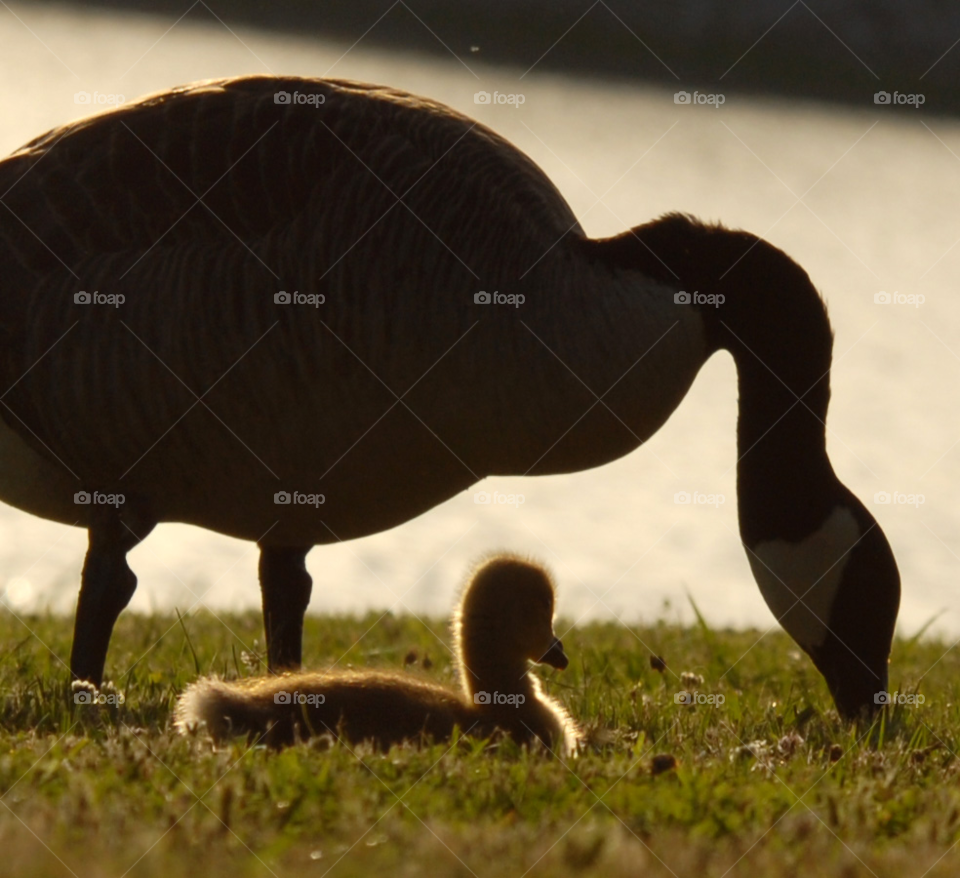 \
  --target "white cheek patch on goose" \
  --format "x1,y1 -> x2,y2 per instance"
746,506 -> 860,650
